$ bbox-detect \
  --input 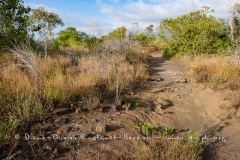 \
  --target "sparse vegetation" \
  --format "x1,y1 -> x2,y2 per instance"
0,37 -> 148,152
121,95 -> 140,109
137,138 -> 203,160
133,121 -> 175,136
1,1 -> 240,159
137,130 -> 203,160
